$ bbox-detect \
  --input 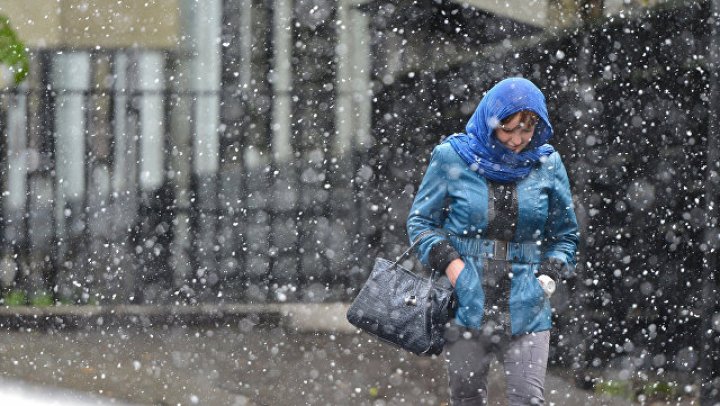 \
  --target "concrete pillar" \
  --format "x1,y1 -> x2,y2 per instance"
335,0 -> 354,156
332,0 -> 373,299
51,51 -> 90,300
4,85 -> 27,240
271,0 -> 293,163
349,7 -> 372,151
112,53 -> 131,195
238,0 -> 253,91
138,51 -> 166,191
333,0 -> 372,153
52,52 -> 90,230
187,0 -> 221,176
